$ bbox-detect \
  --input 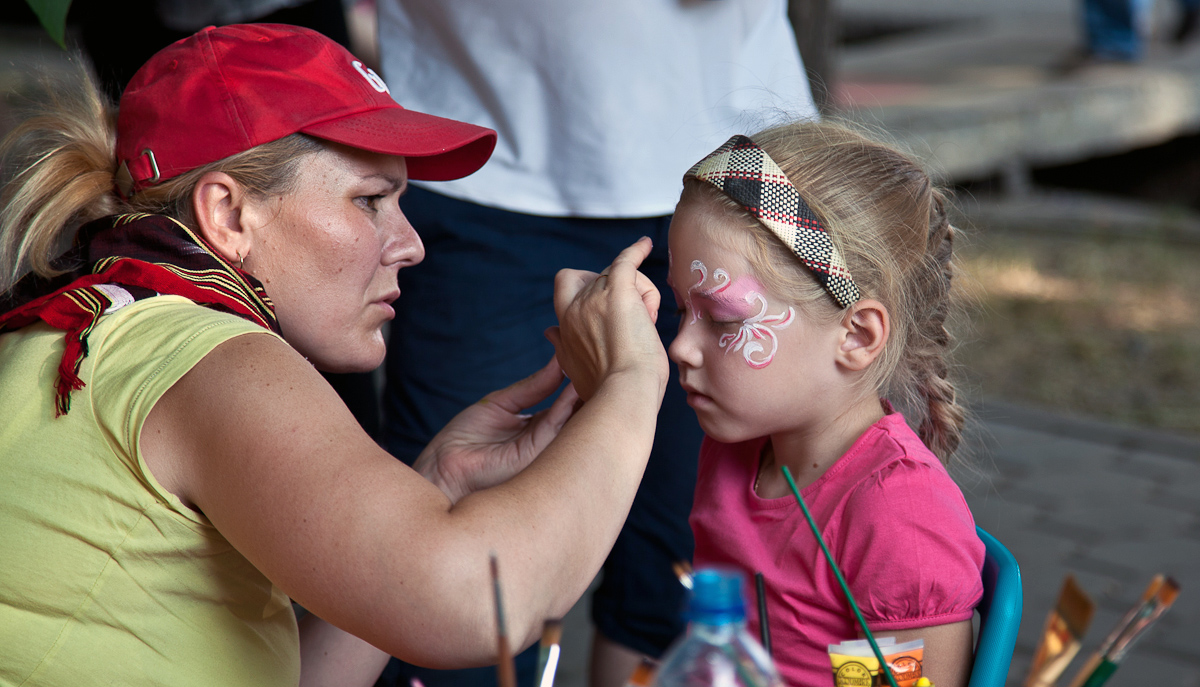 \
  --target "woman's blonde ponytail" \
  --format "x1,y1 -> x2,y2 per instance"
0,62 -> 120,293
